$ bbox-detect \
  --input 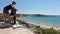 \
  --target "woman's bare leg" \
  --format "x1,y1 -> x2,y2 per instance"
3,13 -> 9,23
